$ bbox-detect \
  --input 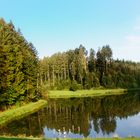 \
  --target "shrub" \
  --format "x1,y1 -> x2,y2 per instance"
69,81 -> 79,91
